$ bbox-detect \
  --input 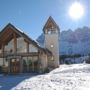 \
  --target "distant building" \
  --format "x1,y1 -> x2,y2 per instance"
0,16 -> 60,74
